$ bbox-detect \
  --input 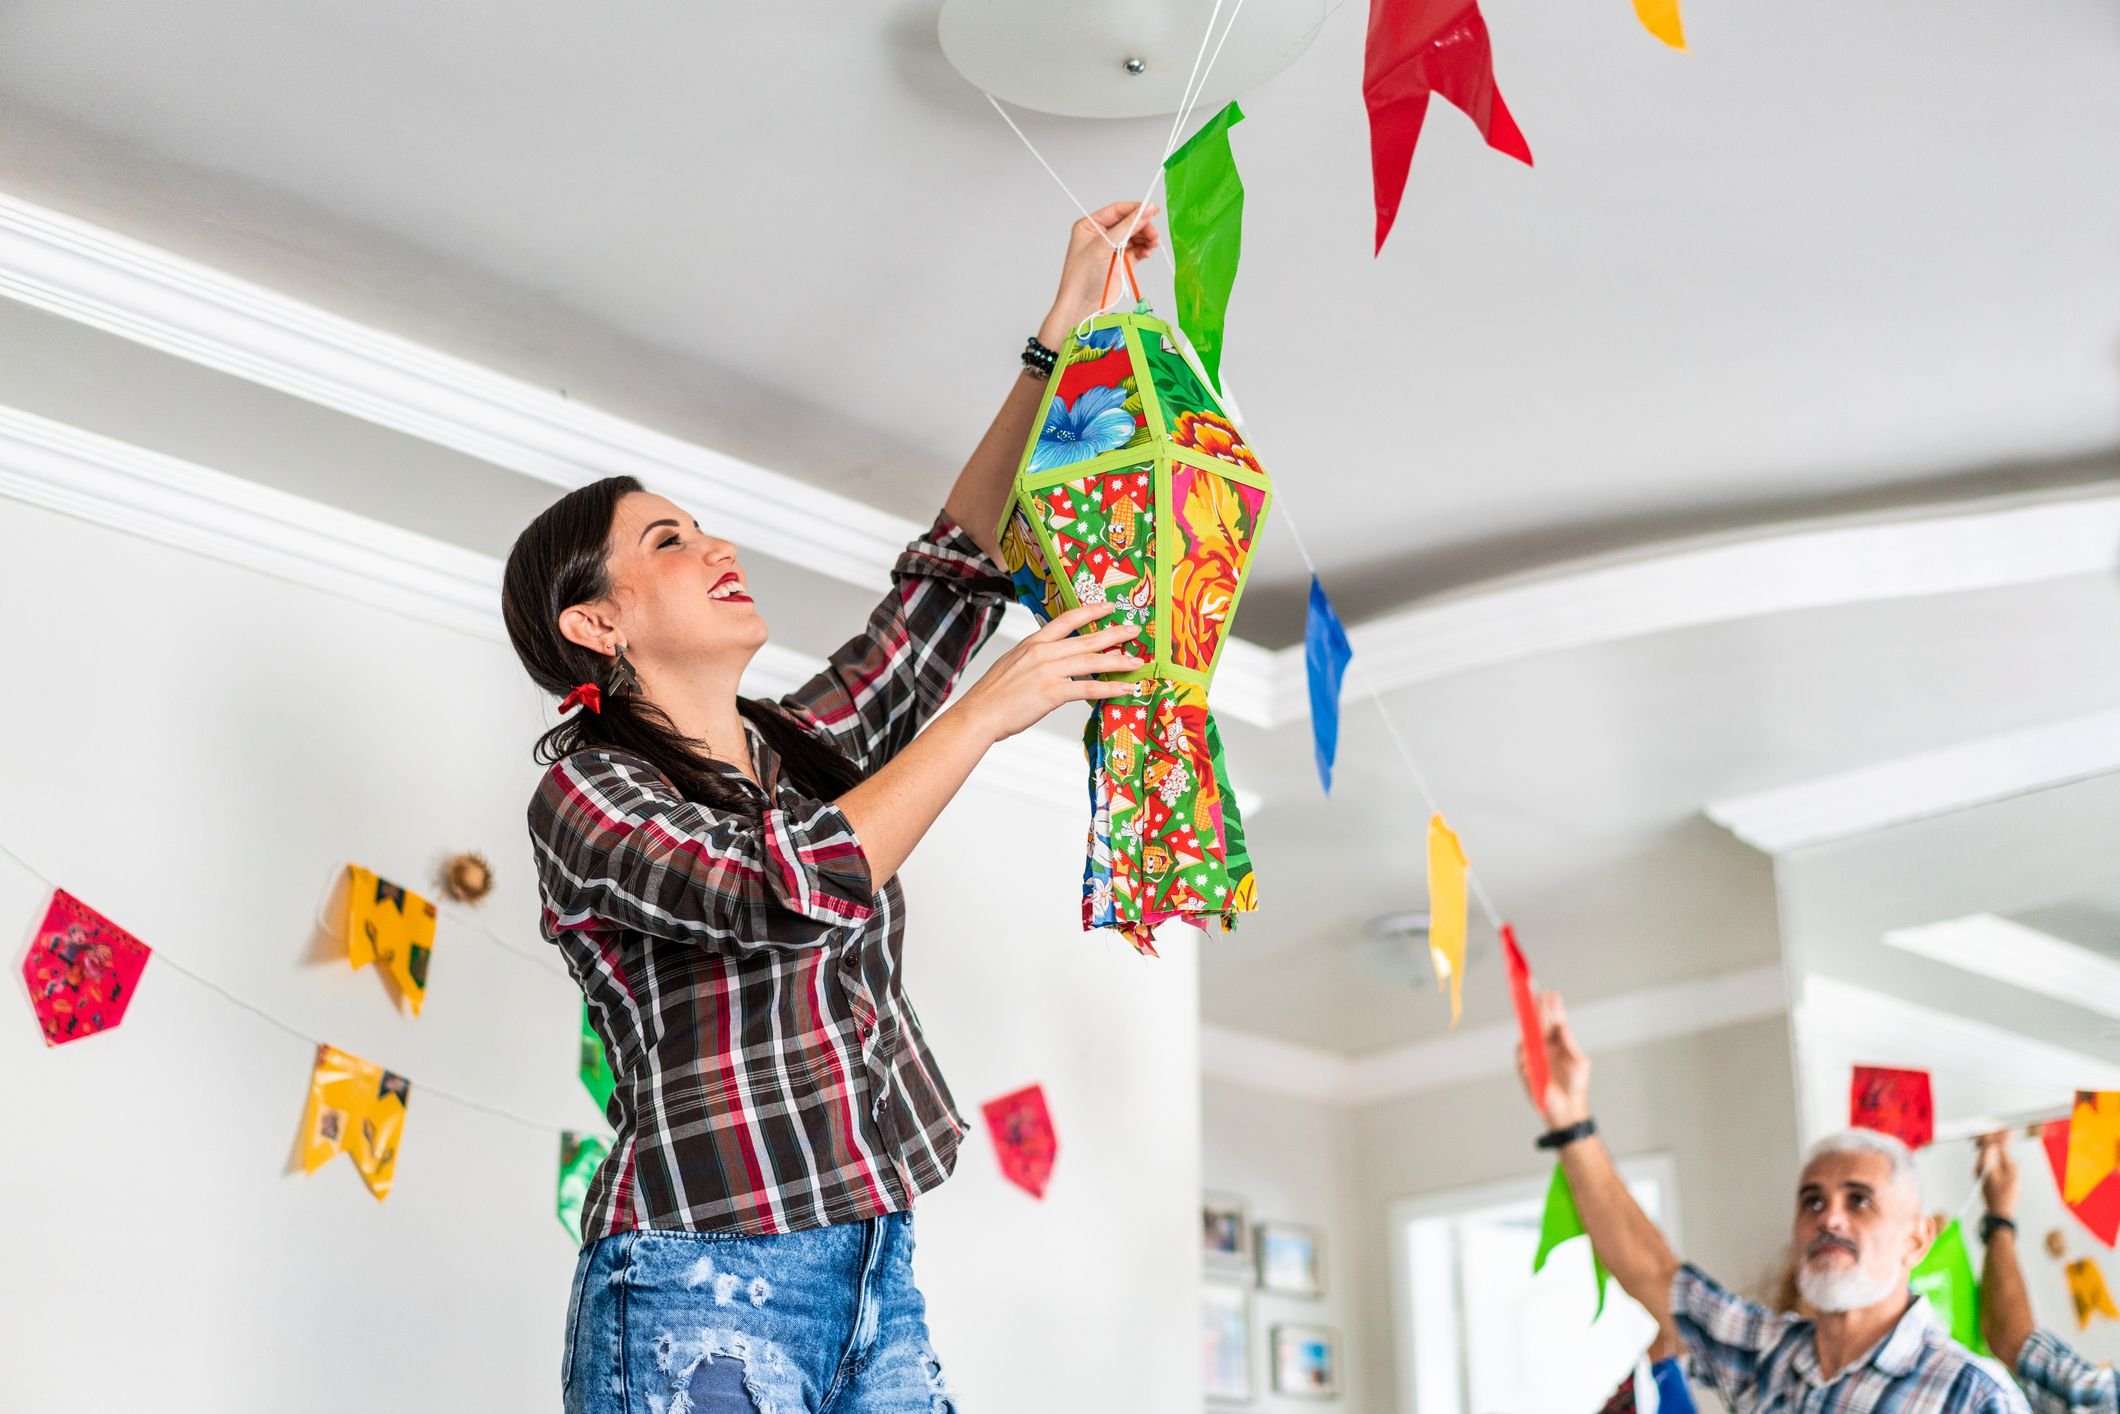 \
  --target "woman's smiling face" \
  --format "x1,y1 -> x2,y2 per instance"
597,491 -> 768,674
